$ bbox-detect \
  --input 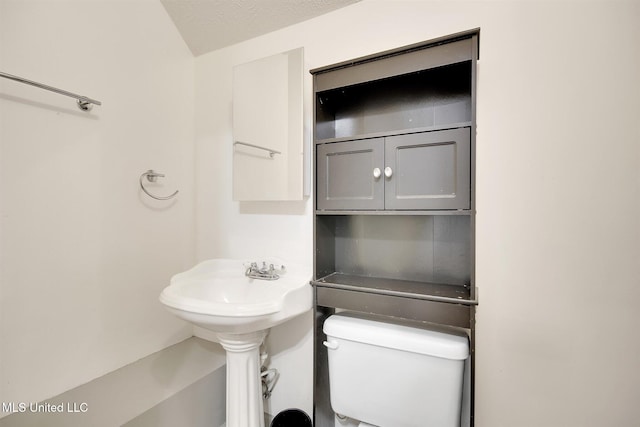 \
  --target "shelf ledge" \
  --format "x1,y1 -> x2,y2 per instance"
312,273 -> 478,306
